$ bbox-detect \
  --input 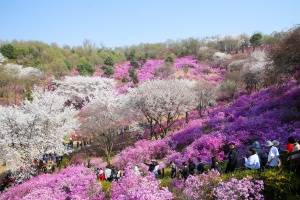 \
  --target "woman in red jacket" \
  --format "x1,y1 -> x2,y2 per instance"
286,137 -> 296,153
98,168 -> 105,181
